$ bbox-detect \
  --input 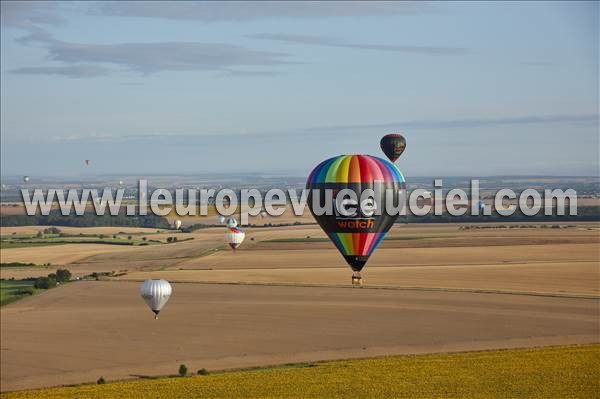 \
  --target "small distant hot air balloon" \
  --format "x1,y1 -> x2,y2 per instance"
175,219 -> 182,230
217,215 -> 226,224
226,217 -> 238,228
85,159 -> 91,166
380,134 -> 406,163
23,176 -> 30,183
260,210 -> 267,218
307,154 -> 405,285
140,279 -> 172,319
118,180 -> 124,186
225,226 -> 245,251
478,200 -> 486,212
